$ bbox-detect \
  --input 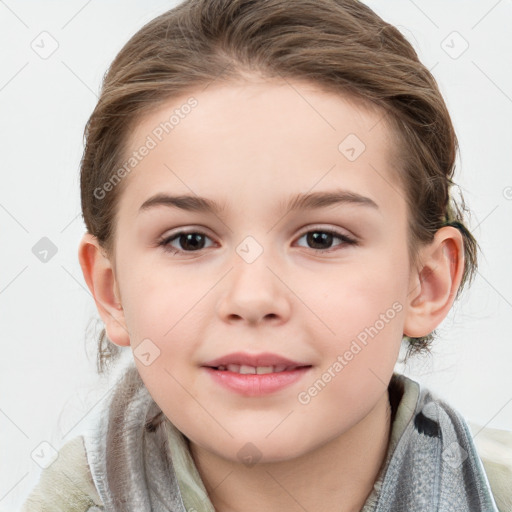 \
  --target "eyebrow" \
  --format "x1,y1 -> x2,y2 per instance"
138,189 -> 379,216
